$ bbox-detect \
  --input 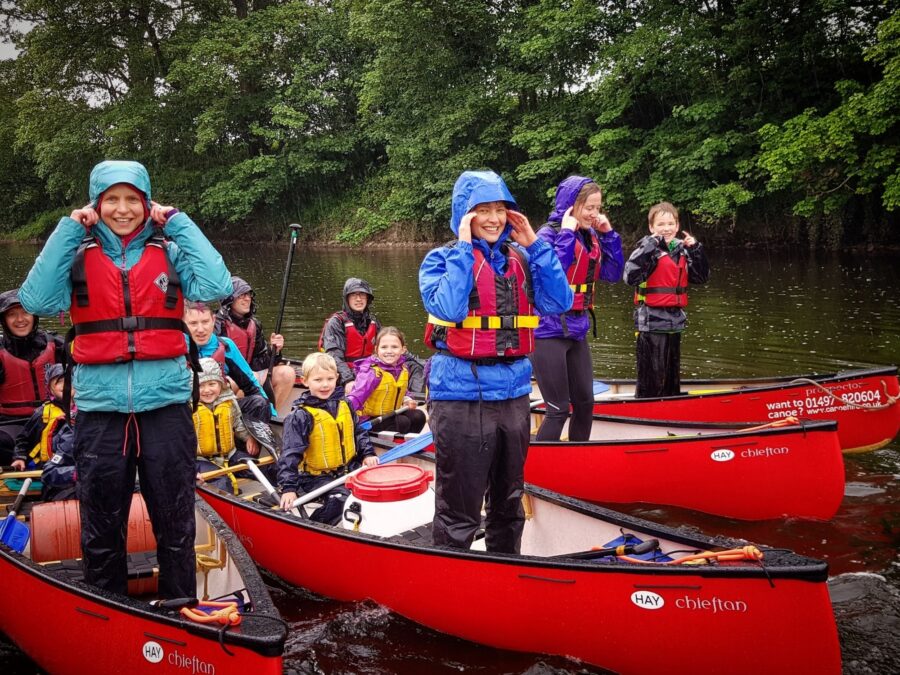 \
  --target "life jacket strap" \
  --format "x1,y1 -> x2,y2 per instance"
72,317 -> 186,335
427,313 -> 539,330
